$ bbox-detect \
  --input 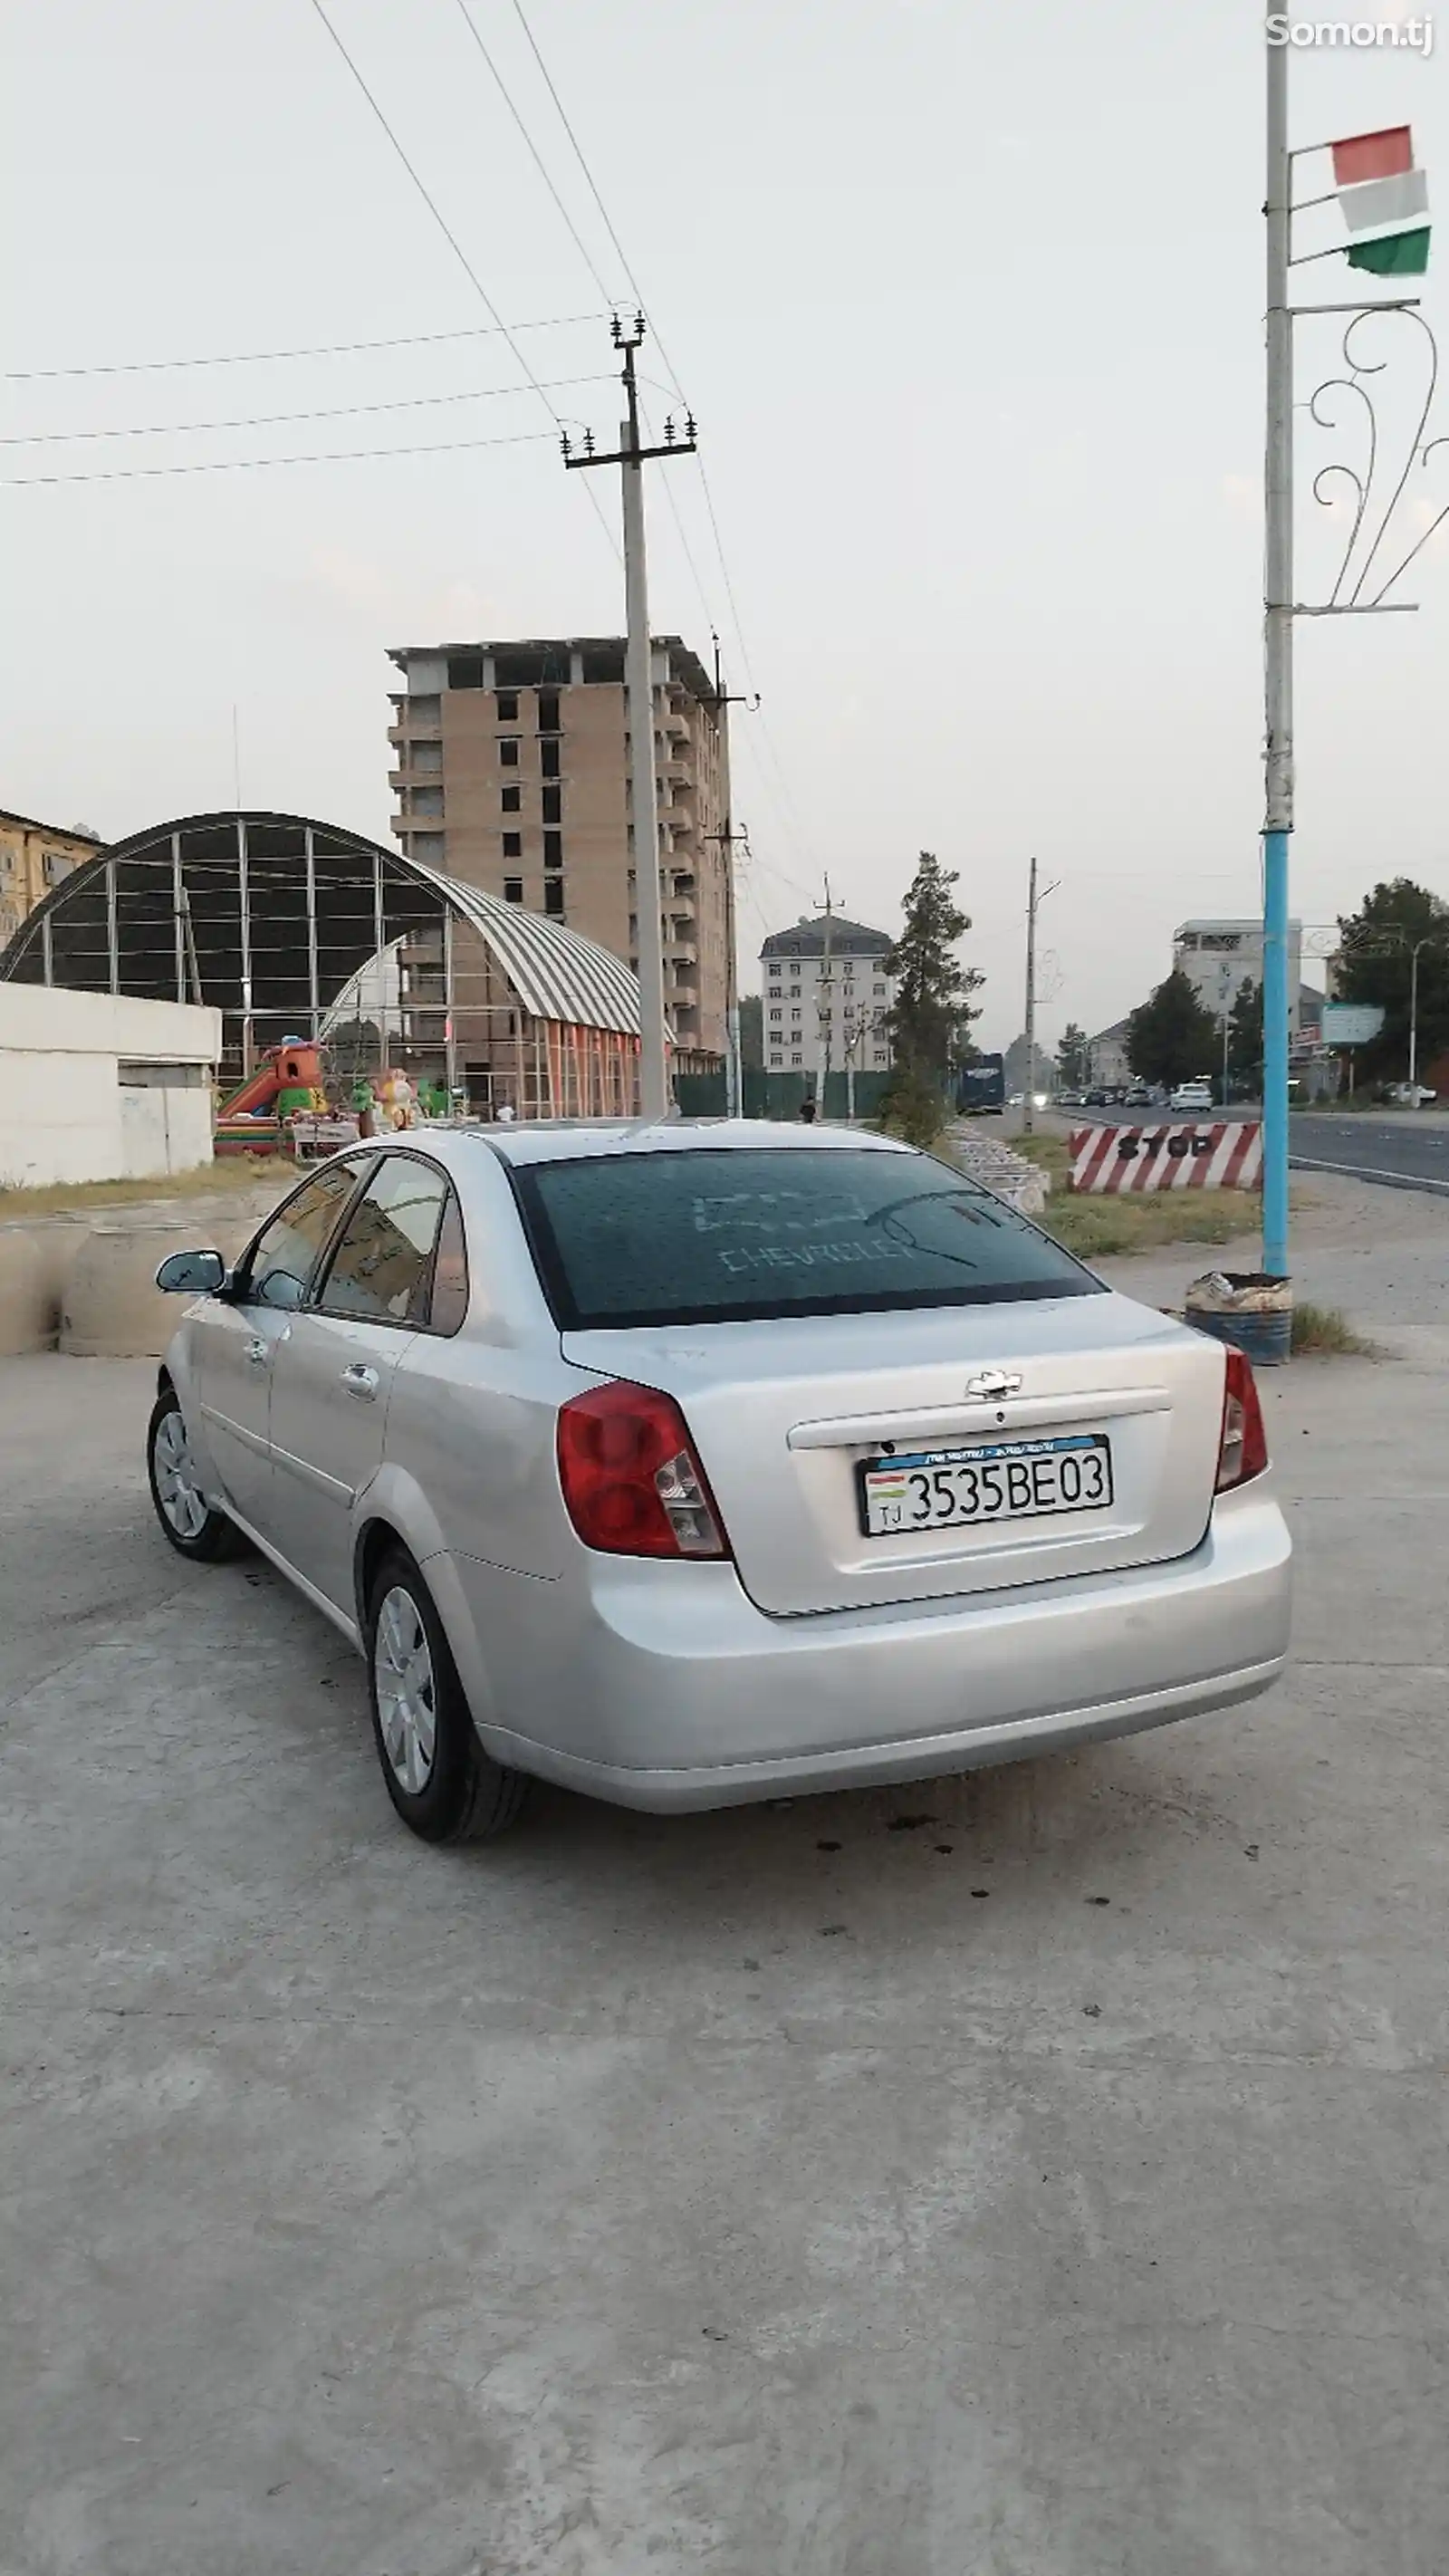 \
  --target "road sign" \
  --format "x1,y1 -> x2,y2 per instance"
1321,1002 -> 1385,1047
